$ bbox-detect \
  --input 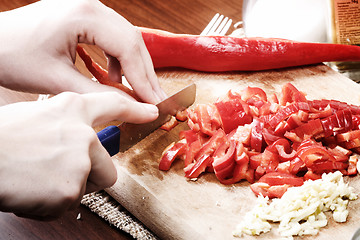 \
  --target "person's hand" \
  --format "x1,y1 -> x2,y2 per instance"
0,91 -> 158,220
0,0 -> 166,104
